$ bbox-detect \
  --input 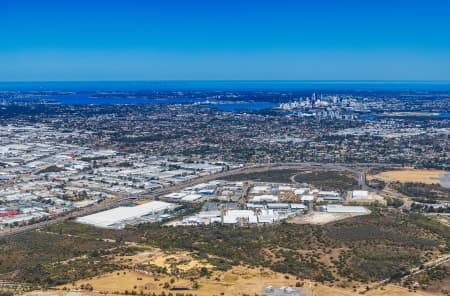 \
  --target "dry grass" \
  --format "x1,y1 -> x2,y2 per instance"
115,248 -> 214,272
369,169 -> 447,185
30,273 -> 438,296
28,247 -> 441,296
53,266 -> 304,296
316,284 -> 436,296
